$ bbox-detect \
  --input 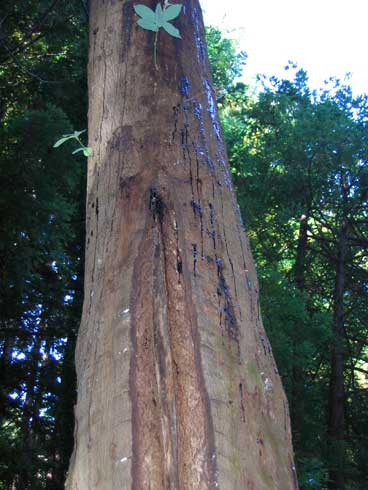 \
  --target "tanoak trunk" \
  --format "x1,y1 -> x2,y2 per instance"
66,1 -> 298,488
